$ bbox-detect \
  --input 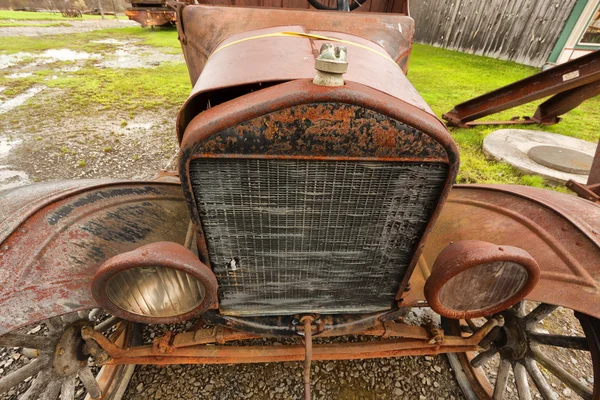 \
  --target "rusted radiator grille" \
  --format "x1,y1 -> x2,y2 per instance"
190,159 -> 448,316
